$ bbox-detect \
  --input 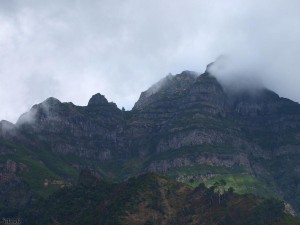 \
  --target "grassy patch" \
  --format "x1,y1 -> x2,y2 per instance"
204,174 -> 279,199
166,165 -> 248,178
